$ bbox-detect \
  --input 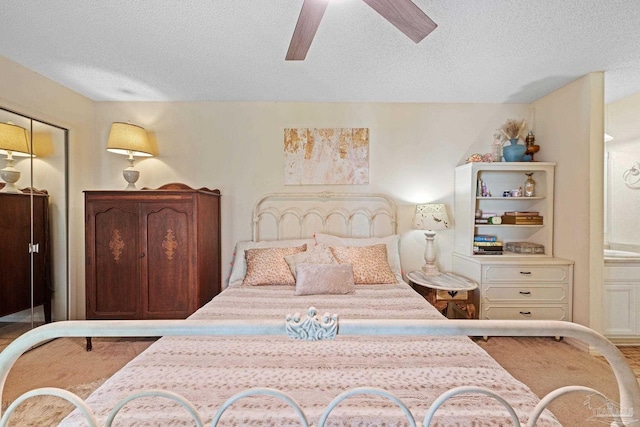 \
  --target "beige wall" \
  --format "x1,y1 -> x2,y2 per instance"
531,73 -> 605,332
92,102 -> 530,309
1,55 -> 603,326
